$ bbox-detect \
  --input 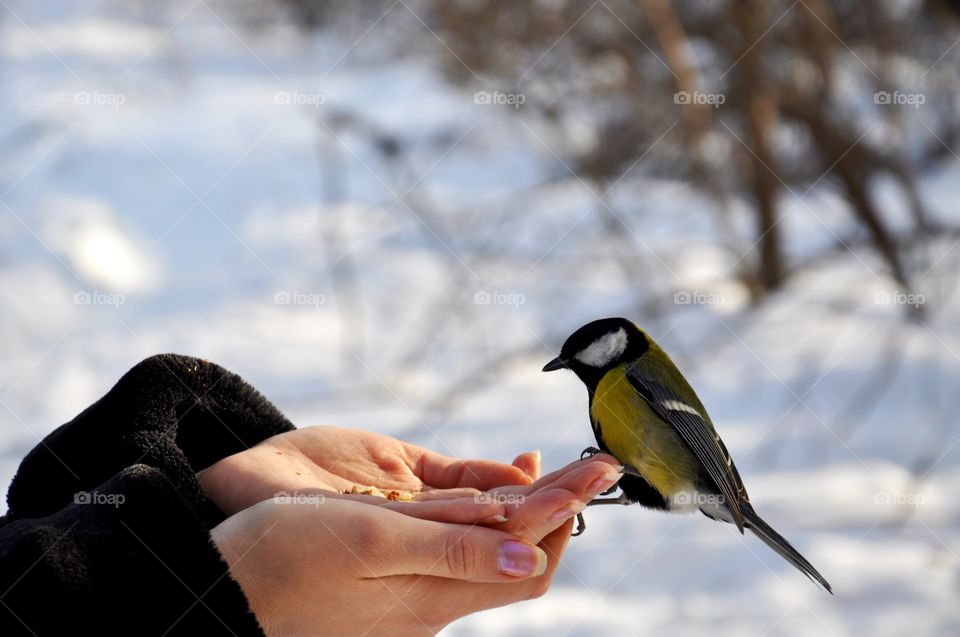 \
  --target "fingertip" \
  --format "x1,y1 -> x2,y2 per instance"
530,449 -> 542,480
511,451 -> 540,483
497,539 -> 548,578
